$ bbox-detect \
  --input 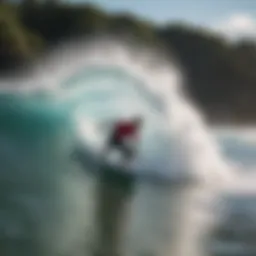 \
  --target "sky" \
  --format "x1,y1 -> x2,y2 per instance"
71,0 -> 256,40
